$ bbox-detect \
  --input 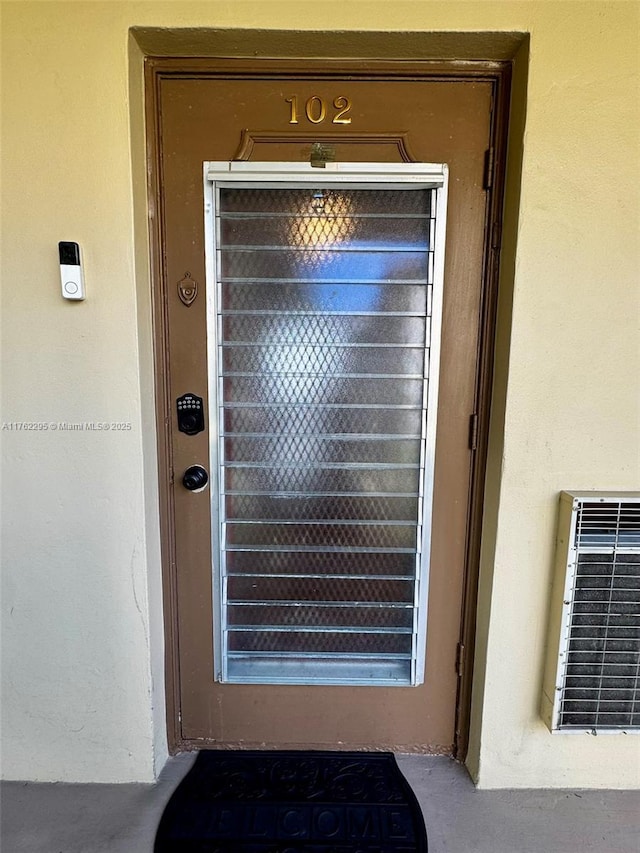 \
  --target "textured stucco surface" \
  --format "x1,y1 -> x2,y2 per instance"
1,1 -> 639,786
